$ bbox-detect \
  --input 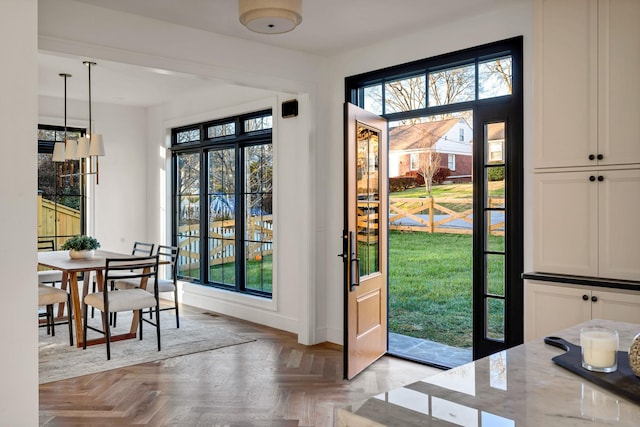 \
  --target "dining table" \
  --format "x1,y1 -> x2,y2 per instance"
38,249 -> 156,347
